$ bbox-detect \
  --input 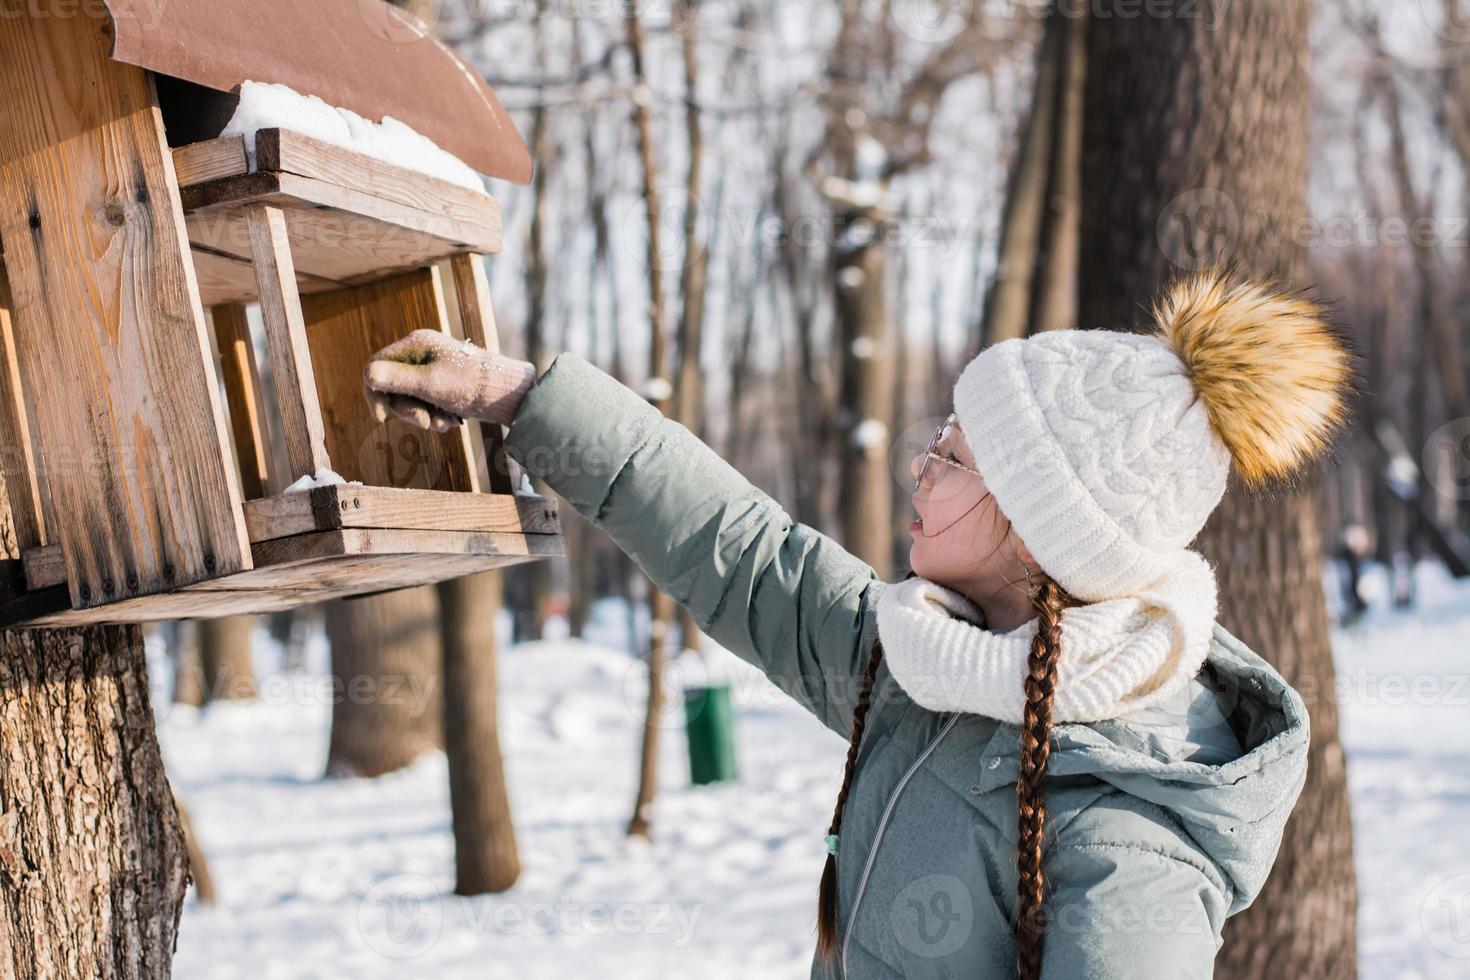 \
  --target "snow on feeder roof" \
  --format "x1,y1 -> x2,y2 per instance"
101,0 -> 531,184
